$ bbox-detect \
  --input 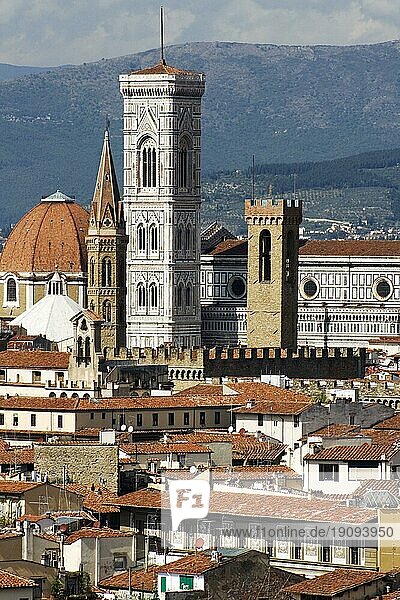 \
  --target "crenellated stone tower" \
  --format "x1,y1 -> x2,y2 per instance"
86,130 -> 128,355
119,60 -> 205,348
245,194 -> 302,349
